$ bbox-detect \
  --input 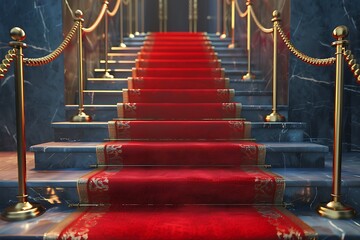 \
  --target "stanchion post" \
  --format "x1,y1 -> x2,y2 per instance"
128,0 -> 134,38
228,0 -> 235,48
317,26 -> 356,219
220,0 -> 227,39
141,0 -> 145,34
120,1 -> 127,47
189,0 -> 193,32
242,0 -> 255,80
159,0 -> 164,32
1,27 -> 46,221
72,10 -> 92,122
103,1 -> 114,78
216,0 -> 221,35
135,0 -> 139,35
193,0 -> 198,32
265,10 -> 285,122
